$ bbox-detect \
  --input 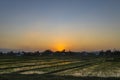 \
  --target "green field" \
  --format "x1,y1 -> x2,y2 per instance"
0,56 -> 120,80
